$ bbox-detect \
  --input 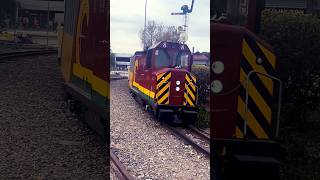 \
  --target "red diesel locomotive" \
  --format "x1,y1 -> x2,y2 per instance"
128,41 -> 198,123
